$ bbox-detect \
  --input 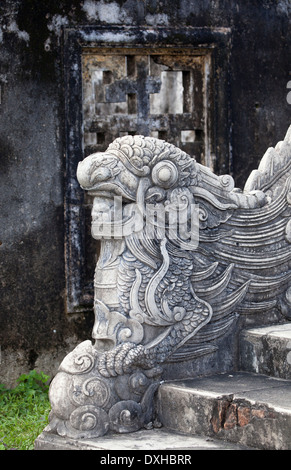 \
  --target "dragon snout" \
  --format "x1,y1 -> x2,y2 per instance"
77,152 -> 112,189
77,155 -> 94,189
